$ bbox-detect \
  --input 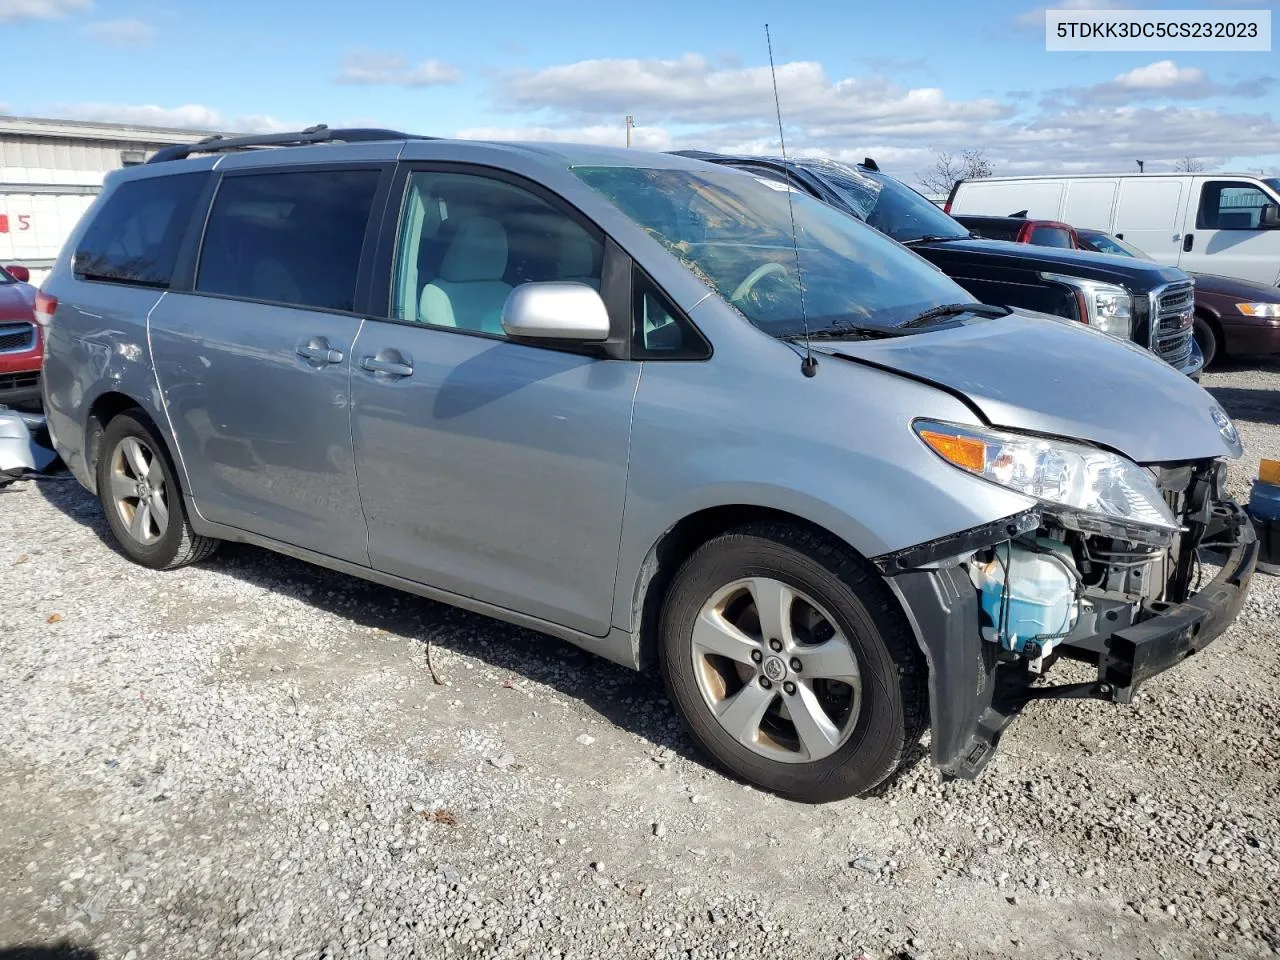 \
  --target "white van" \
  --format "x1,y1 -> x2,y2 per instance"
946,173 -> 1280,288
